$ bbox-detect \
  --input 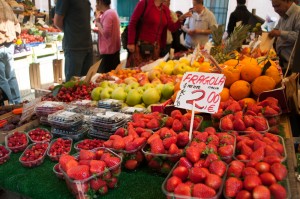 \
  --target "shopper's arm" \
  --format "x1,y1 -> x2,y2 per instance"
53,14 -> 64,31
